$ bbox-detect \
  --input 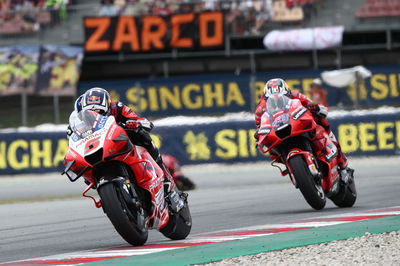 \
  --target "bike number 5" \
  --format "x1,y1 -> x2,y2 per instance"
85,137 -> 100,154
